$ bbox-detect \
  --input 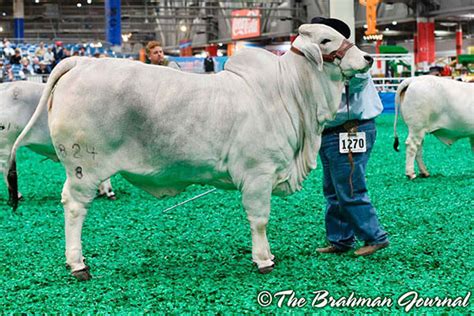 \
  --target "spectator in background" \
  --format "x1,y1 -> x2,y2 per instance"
145,41 -> 180,70
2,38 -> 15,58
19,57 -> 34,80
0,59 -> 4,82
10,49 -> 22,65
78,46 -> 86,56
53,41 -> 65,65
3,63 -> 14,82
203,52 -> 215,73
31,56 -> 41,73
43,47 -> 55,66
36,61 -> 50,83
35,42 -> 46,58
